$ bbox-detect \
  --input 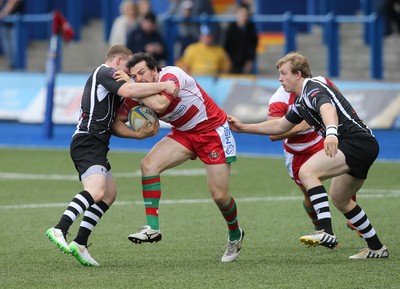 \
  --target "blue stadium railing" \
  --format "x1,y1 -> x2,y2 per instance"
0,13 -> 53,69
163,13 -> 383,79
1,12 -> 383,79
